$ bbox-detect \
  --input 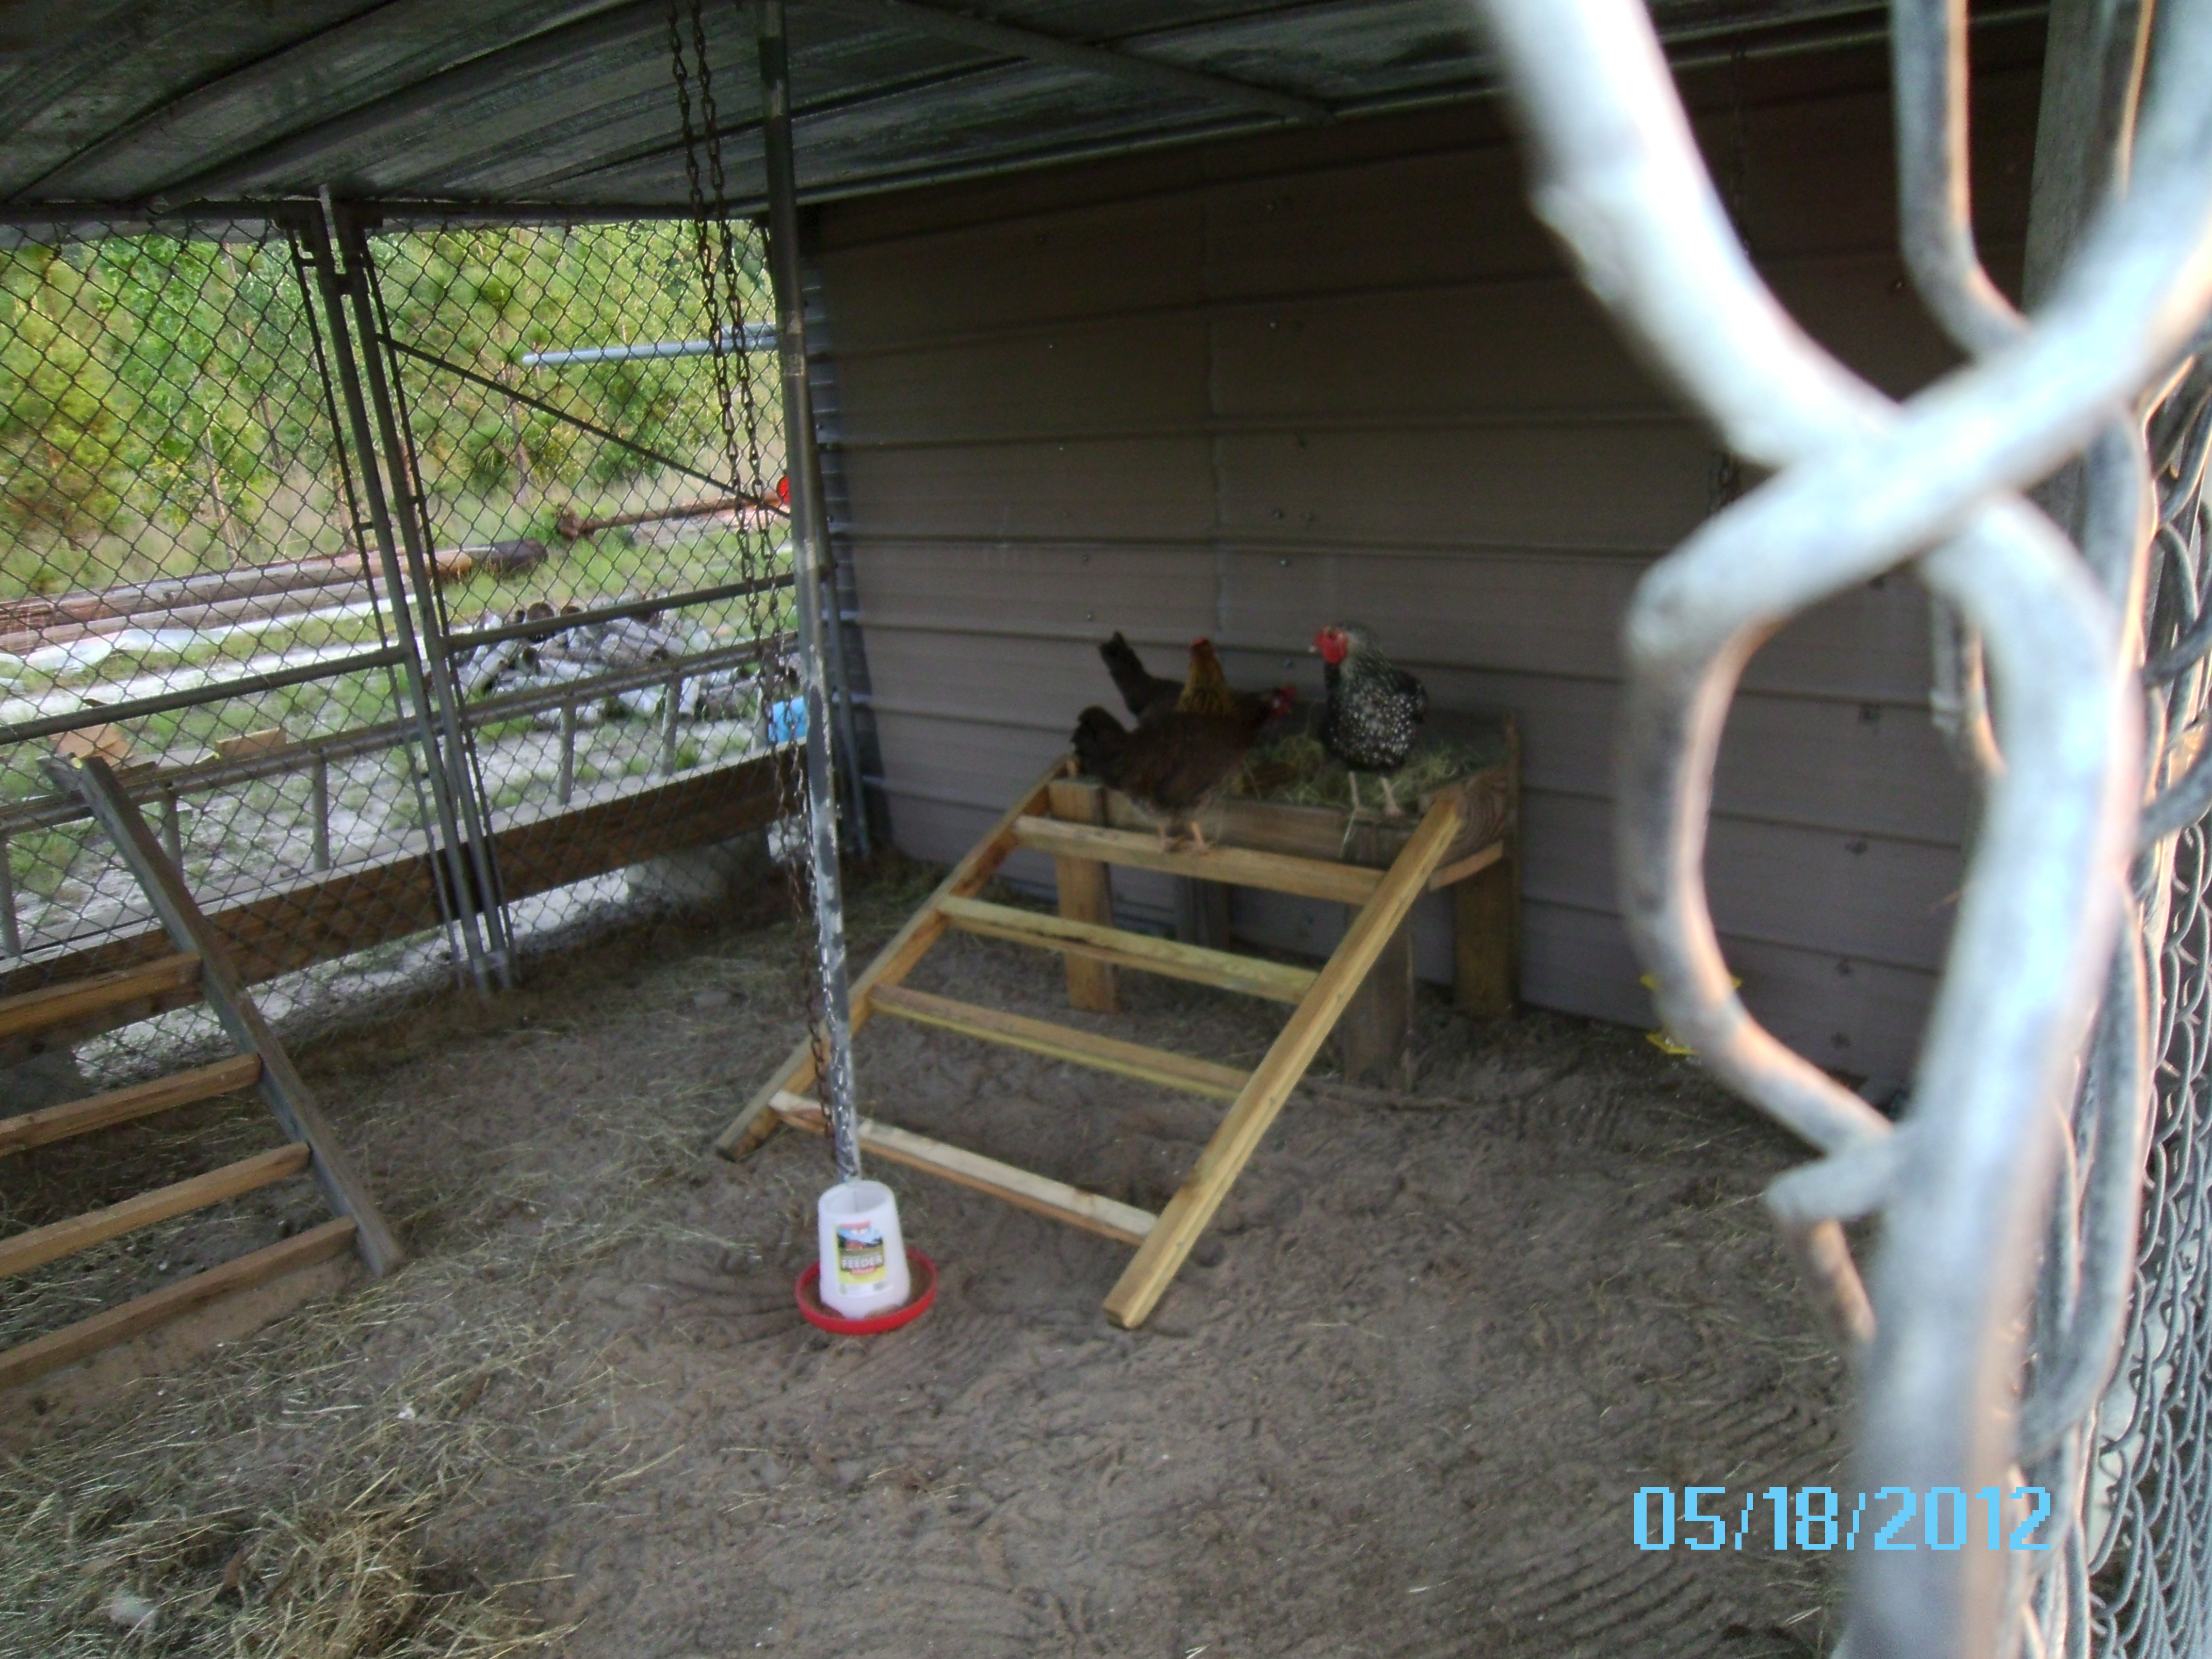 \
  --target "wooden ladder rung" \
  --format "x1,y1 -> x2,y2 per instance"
937,894 -> 1317,1004
869,984 -> 1249,1099
0,1142 -> 312,1280
0,953 -> 201,1044
1011,817 -> 1384,904
0,1216 -> 356,1393
772,1093 -> 1157,1245
0,1053 -> 264,1158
